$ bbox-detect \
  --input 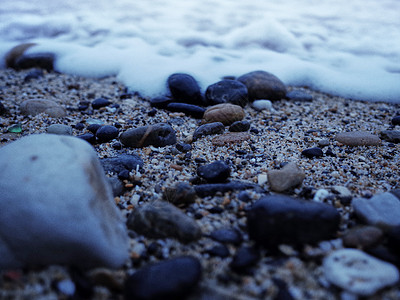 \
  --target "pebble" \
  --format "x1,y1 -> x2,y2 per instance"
286,90 -> 313,102
192,122 -> 225,142
119,123 -> 177,148
391,116 -> 400,126
352,192 -> 400,230
163,182 -> 197,206
20,99 -> 66,117
197,160 -> 231,183
237,70 -> 287,101
301,147 -> 323,158
77,132 -> 96,144
175,142 -> 192,152
95,125 -> 119,143
247,195 -> 340,248
210,228 -> 243,245
24,69 -> 44,82
74,122 -> 85,130
380,130 -> 400,143
100,154 -> 144,175
205,80 -> 249,107
0,134 -> 129,269
166,102 -> 205,119
267,162 -> 305,193
229,120 -> 250,132
87,123 -> 102,134
252,99 -> 274,111
124,256 -> 202,300
46,124 -> 72,135
5,43 -> 37,69
205,244 -> 230,258
149,96 -> 173,108
318,139 -> 330,147
0,101 -> 8,115
335,131 -> 381,146
203,103 -> 245,126
323,249 -> 399,296
91,98 -> 111,109
194,181 -> 263,197
127,201 -> 202,243
342,226 -> 383,249
230,246 -> 260,273
212,132 -> 251,146
5,43 -> 54,71
167,73 -> 204,105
